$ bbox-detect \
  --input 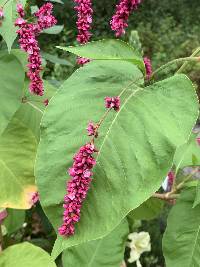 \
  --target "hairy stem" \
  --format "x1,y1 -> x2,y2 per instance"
151,57 -> 200,79
176,47 -> 200,74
